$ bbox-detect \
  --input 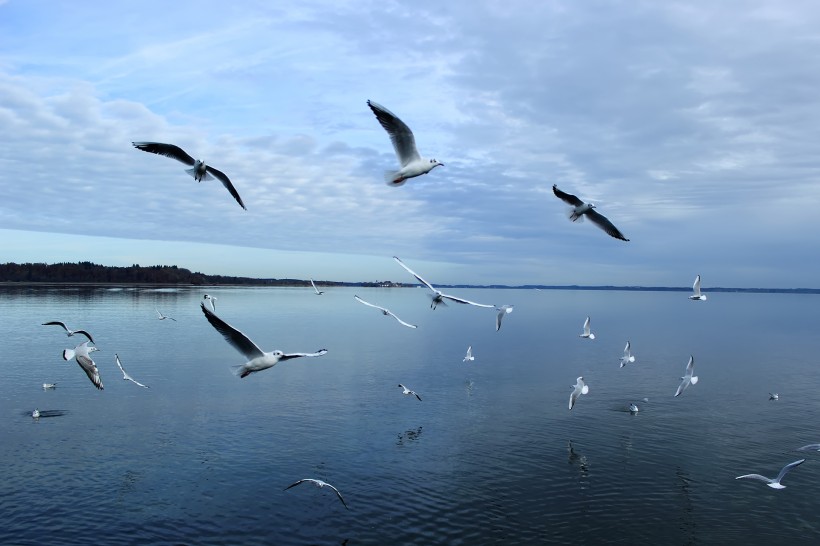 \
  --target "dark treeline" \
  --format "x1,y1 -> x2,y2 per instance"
0,262 -> 399,287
